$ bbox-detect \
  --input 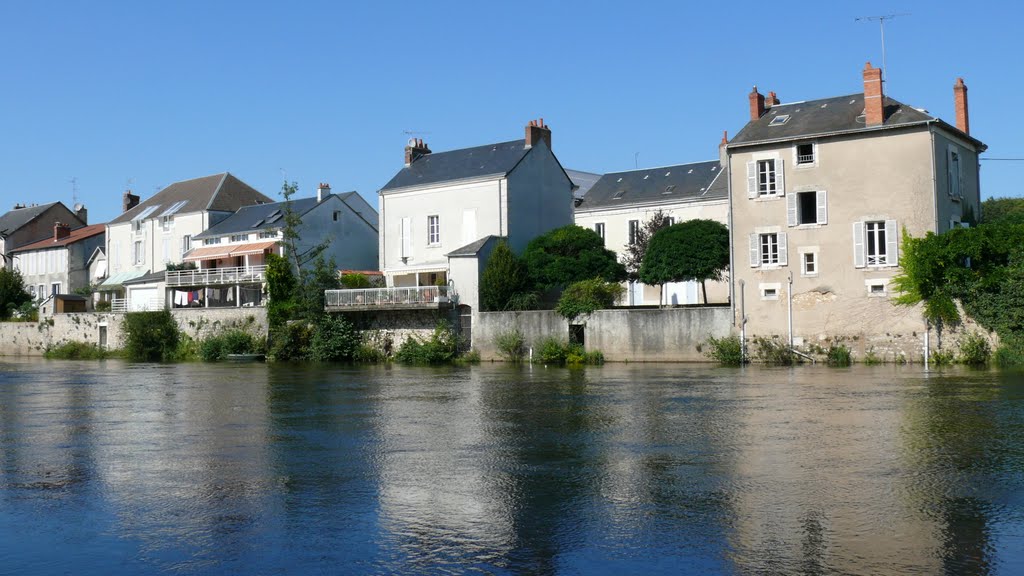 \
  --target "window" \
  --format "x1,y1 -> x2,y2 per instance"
947,147 -> 963,199
162,238 -> 170,263
667,216 -> 676,226
230,234 -> 248,243
749,232 -> 788,267
866,279 -> 888,297
51,282 -> 61,296
258,231 -> 277,239
181,235 -> 192,256
203,237 -> 222,246
769,115 -> 790,126
788,191 -> 827,226
628,220 -> 640,245
333,211 -> 342,222
746,158 -> 784,198
759,283 -> 781,300
427,215 -> 440,245
133,240 -> 145,265
594,223 -> 605,242
853,220 -> 898,268
132,220 -> 143,234
802,252 -> 817,276
37,284 -> 44,300
27,285 -> 35,299
796,143 -> 815,165
161,215 -> 173,231
613,190 -> 626,200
